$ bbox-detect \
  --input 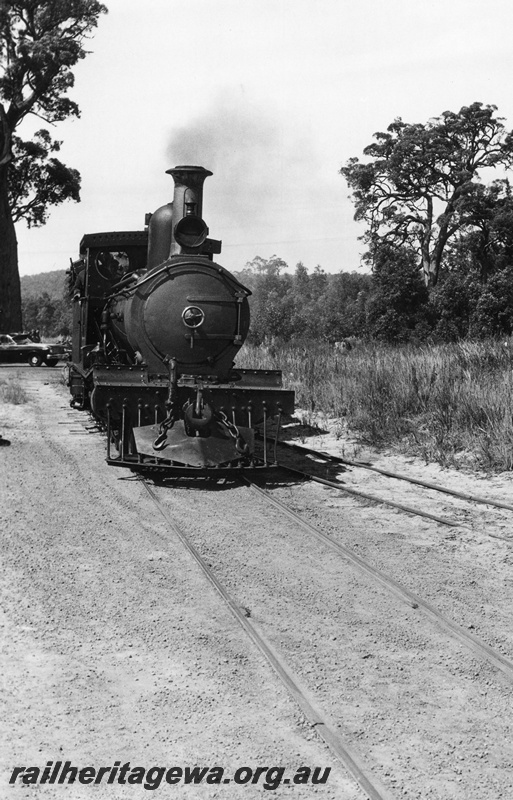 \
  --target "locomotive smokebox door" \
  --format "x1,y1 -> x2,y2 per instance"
124,259 -> 250,375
